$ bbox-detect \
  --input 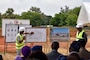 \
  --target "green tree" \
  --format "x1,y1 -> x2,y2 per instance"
50,7 -> 68,26
58,13 -> 68,26
21,11 -> 31,19
46,16 -> 52,25
14,14 -> 21,19
66,14 -> 77,26
72,7 -> 81,16
21,11 -> 43,26
21,6 -> 52,26
60,5 -> 69,14
0,6 -> 81,27
30,7 -> 41,13
50,14 -> 61,26
2,8 -> 15,18
65,7 -> 80,26
41,14 -> 52,25
6,8 -> 14,15
30,12 -> 43,26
